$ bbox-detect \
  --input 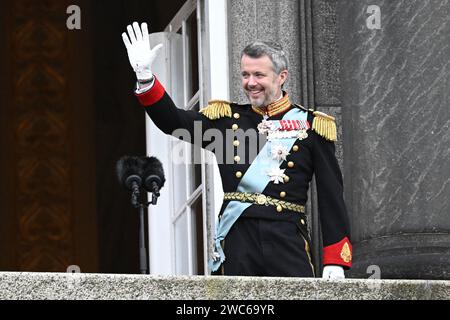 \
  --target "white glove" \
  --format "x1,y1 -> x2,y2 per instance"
122,22 -> 163,81
322,265 -> 345,280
